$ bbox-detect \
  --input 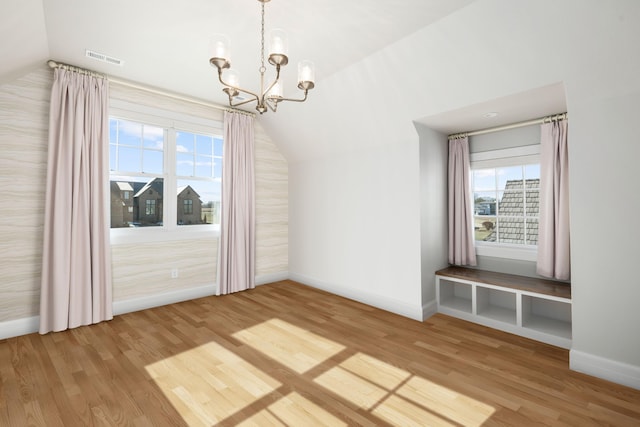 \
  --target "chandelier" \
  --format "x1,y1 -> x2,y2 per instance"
209,0 -> 315,114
